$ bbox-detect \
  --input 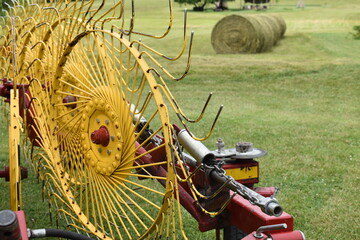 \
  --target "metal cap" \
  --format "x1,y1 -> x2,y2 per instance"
0,210 -> 17,227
